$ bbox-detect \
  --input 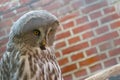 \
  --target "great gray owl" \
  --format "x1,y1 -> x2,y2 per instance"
0,10 -> 63,80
